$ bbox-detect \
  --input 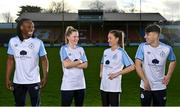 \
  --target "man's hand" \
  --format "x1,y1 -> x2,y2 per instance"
5,79 -> 13,91
144,80 -> 151,91
40,77 -> 48,88
162,75 -> 170,86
